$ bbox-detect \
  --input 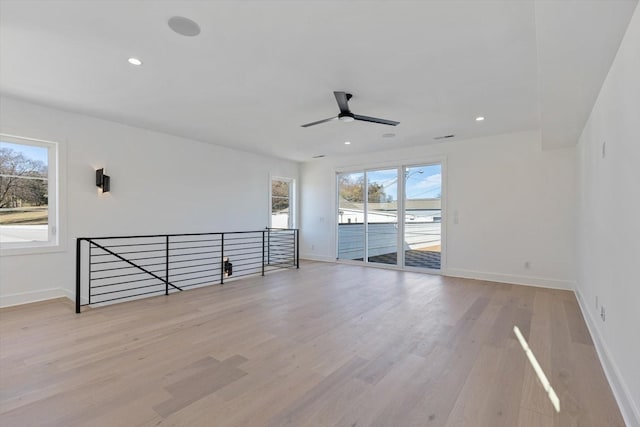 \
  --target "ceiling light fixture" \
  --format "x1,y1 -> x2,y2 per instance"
168,16 -> 201,37
128,57 -> 142,66
475,116 -> 485,121
344,141 -> 351,145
